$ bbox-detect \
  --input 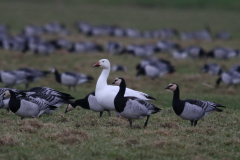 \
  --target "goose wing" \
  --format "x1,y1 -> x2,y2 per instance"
183,99 -> 225,112
109,86 -> 156,101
